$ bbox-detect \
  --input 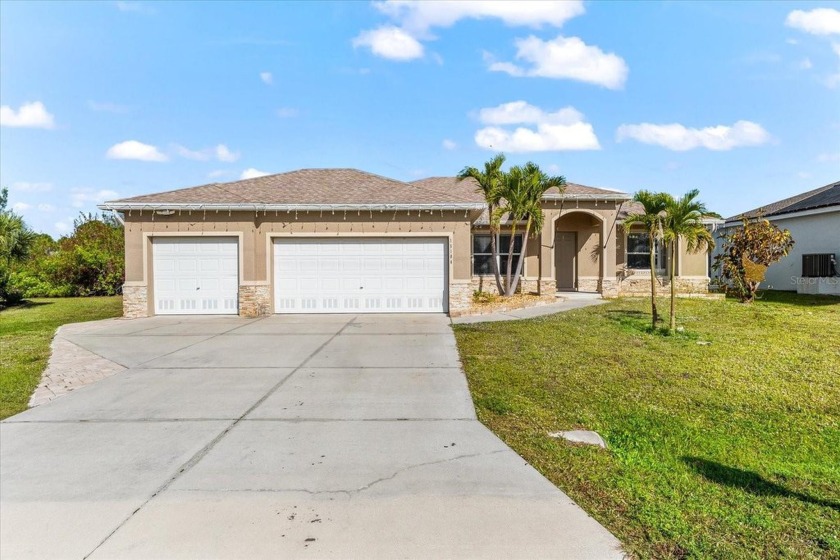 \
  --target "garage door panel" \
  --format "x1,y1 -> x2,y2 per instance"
153,238 -> 238,315
274,238 -> 447,314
